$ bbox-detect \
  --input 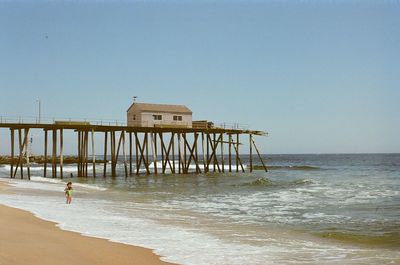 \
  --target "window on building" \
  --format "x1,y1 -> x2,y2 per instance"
153,114 -> 162,120
173,115 -> 183,121
133,115 -> 136,120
